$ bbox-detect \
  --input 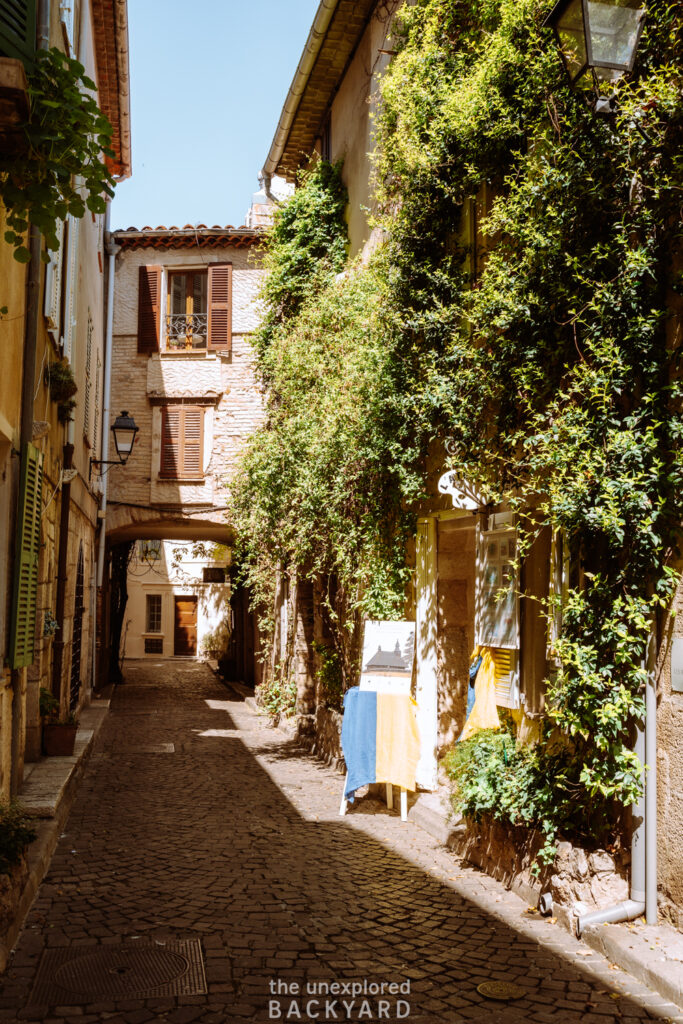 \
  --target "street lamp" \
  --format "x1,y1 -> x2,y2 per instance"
545,0 -> 646,113
90,411 -> 139,479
